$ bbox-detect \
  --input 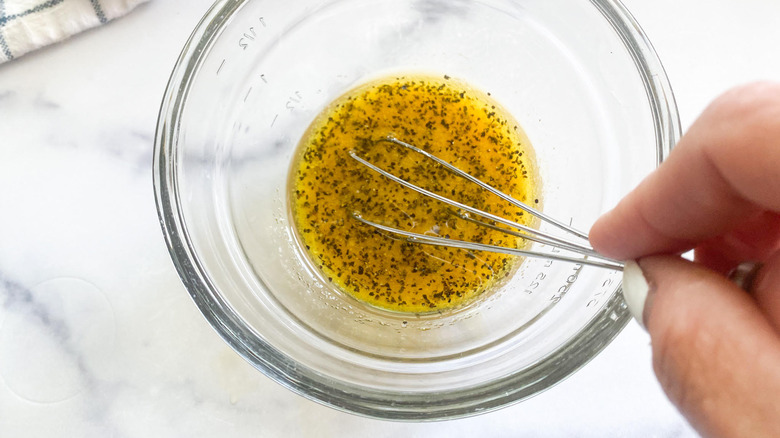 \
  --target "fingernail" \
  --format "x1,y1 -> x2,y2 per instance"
622,260 -> 653,330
